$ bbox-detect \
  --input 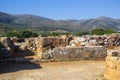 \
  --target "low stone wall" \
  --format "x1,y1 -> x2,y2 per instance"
104,50 -> 120,80
42,46 -> 107,61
